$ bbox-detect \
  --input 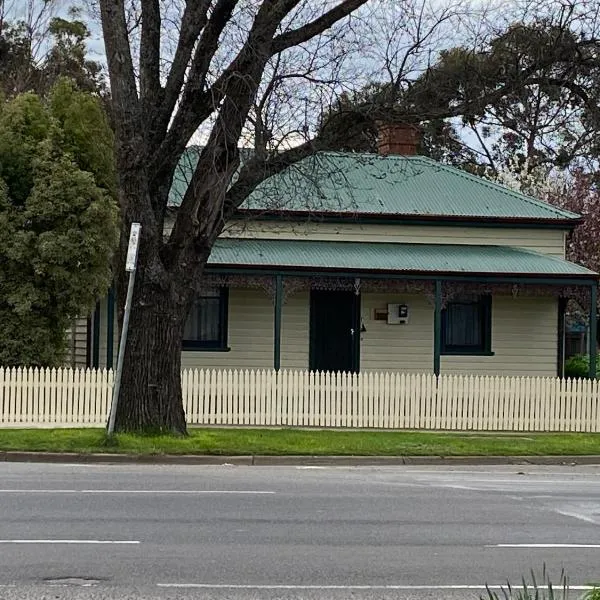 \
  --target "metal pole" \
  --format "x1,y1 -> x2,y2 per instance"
107,222 -> 141,436
107,268 -> 136,435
